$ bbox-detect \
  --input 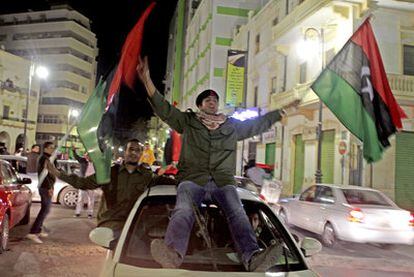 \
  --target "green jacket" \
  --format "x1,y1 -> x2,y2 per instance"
59,164 -> 157,231
149,90 -> 283,187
